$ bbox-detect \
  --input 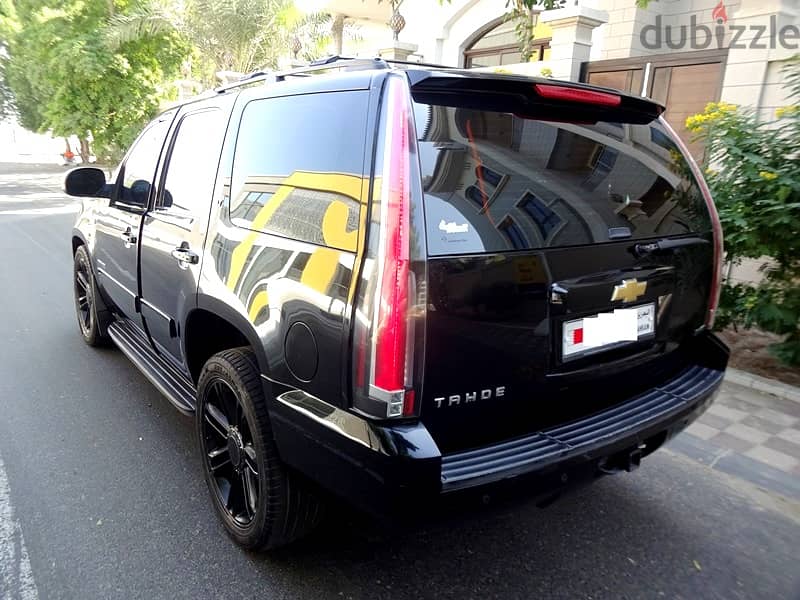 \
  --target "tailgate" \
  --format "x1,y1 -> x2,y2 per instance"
409,78 -> 715,453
